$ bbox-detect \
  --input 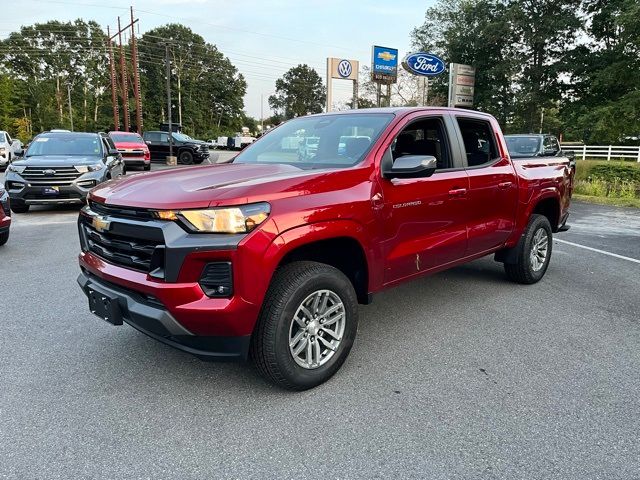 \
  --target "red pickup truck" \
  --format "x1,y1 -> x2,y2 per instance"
77,107 -> 573,390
